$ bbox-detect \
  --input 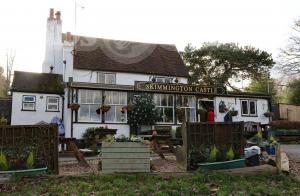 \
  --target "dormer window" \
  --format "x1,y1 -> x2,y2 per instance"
154,77 -> 173,83
97,72 -> 116,84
